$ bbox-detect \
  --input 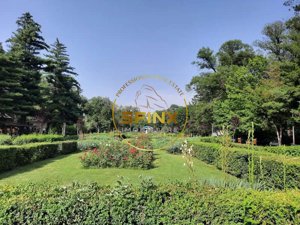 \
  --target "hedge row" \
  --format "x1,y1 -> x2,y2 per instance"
0,141 -> 78,173
0,181 -> 299,224
0,134 -> 12,145
231,143 -> 300,157
189,136 -> 300,157
191,141 -> 300,189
